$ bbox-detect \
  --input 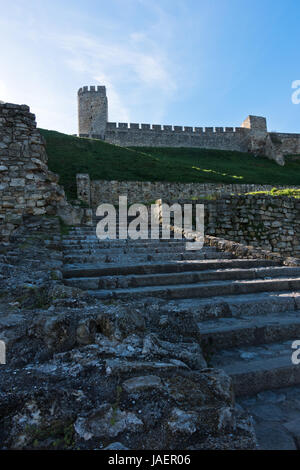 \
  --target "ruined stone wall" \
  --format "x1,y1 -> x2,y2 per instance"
0,102 -> 91,242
